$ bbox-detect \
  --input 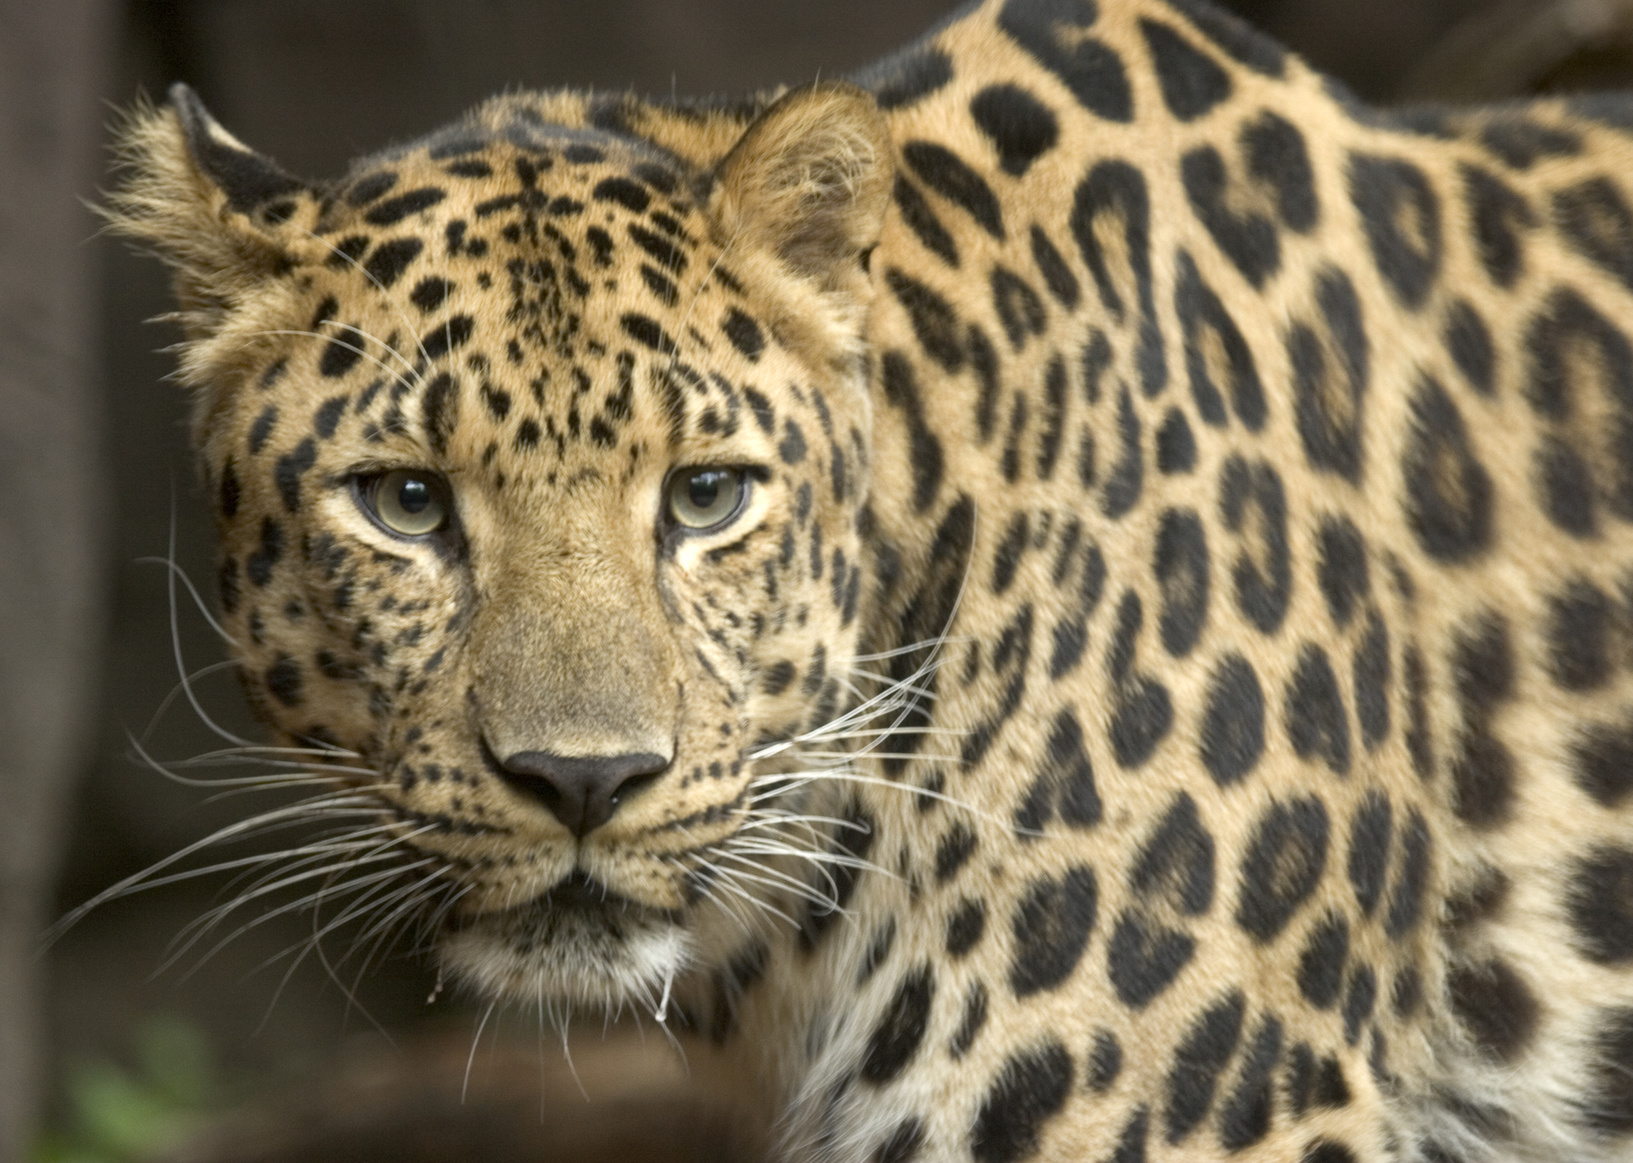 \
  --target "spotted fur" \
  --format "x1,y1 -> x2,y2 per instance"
107,1 -> 1633,1160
